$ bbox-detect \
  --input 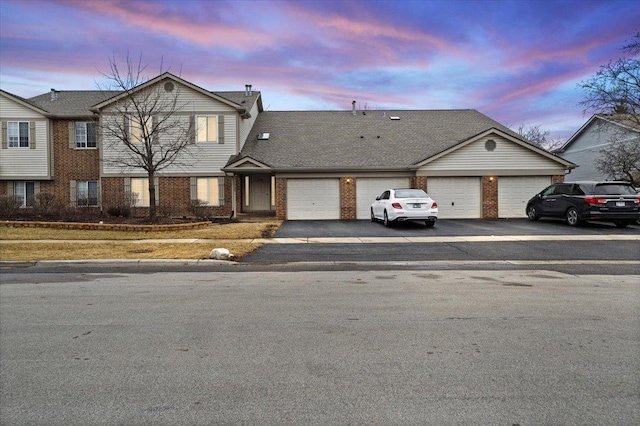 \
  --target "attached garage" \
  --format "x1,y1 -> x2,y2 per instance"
356,177 -> 410,219
427,177 -> 481,219
287,179 -> 340,220
498,176 -> 551,218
